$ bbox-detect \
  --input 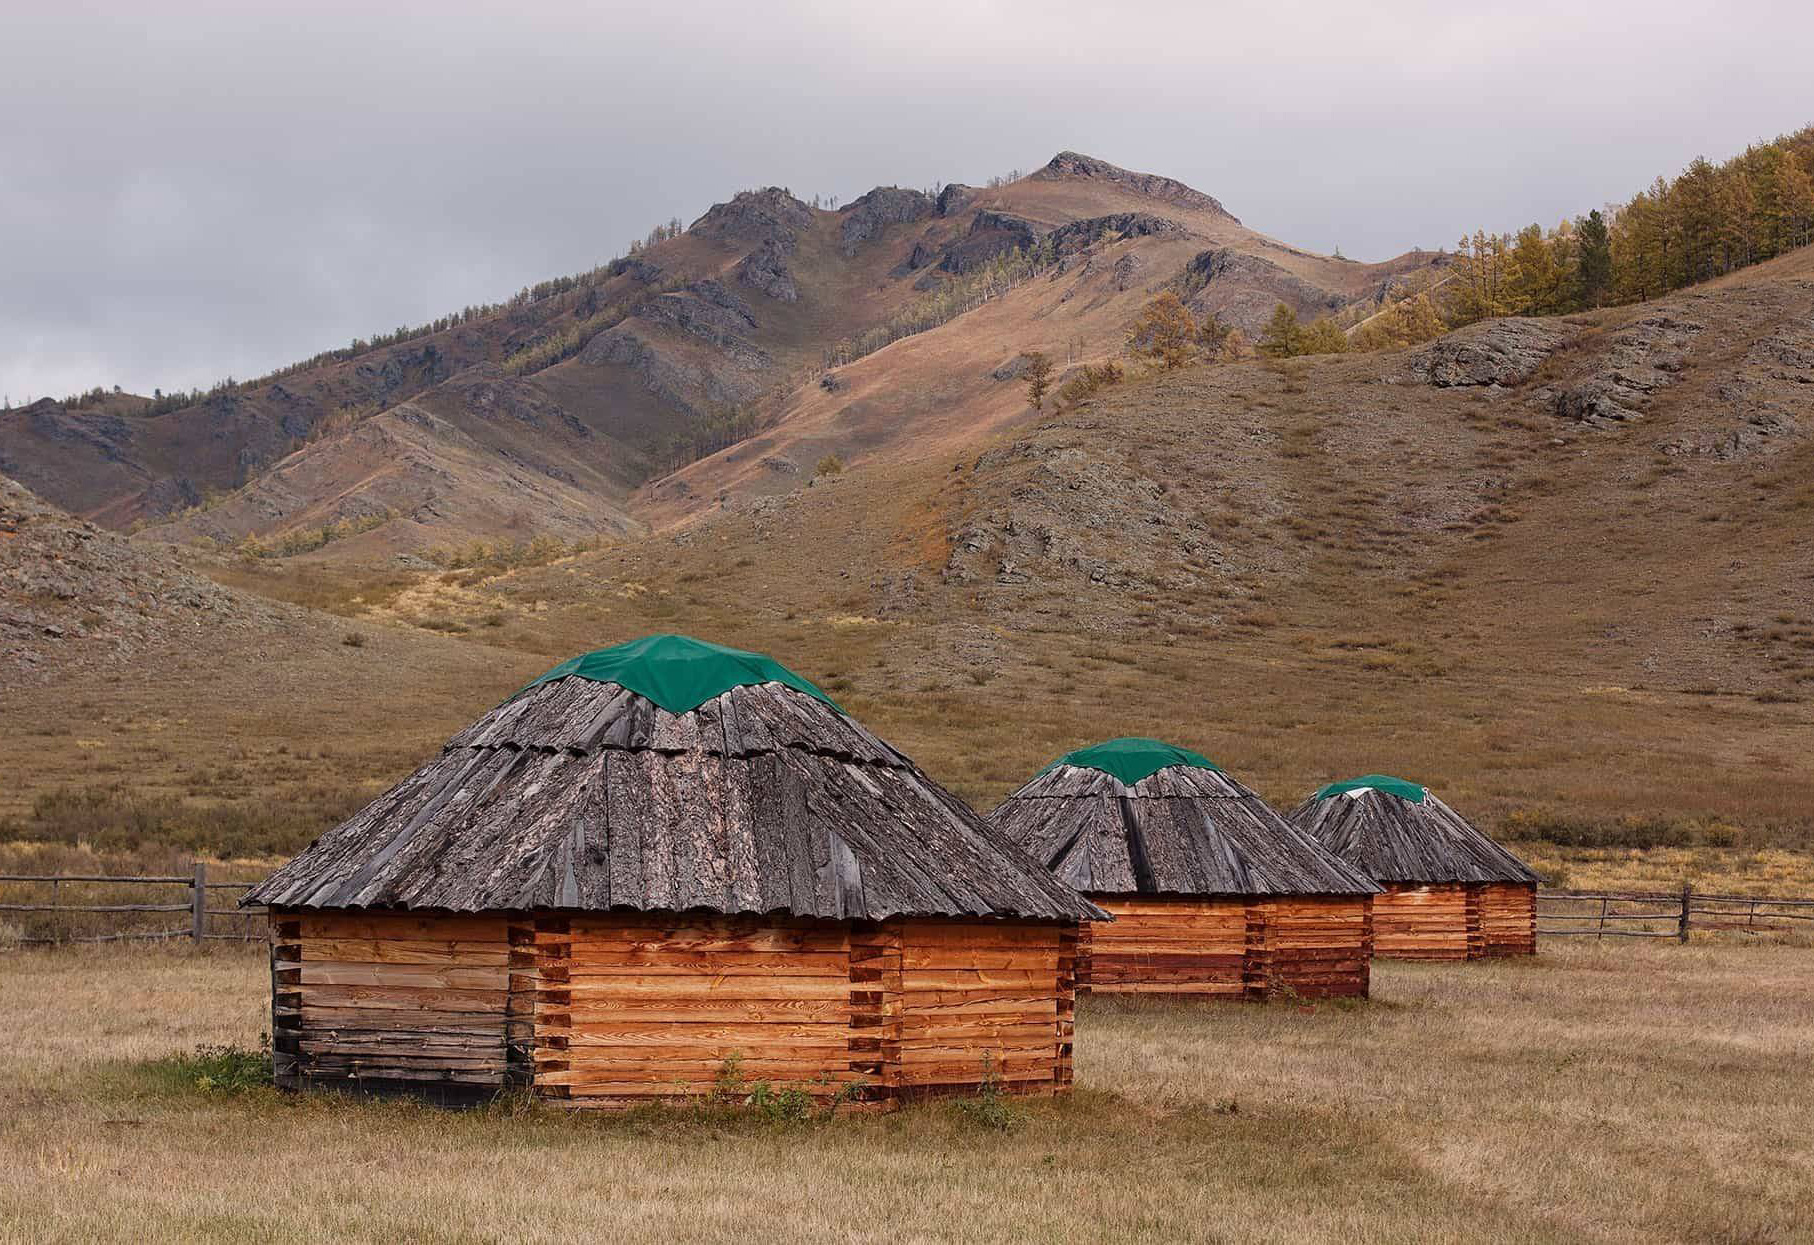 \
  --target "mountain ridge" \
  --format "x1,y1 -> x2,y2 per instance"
0,151 -> 1440,553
